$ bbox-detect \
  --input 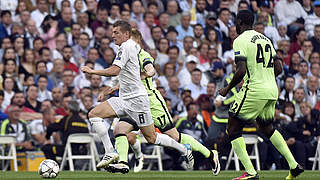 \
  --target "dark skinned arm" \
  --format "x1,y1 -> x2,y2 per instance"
273,56 -> 283,77
219,57 -> 247,97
